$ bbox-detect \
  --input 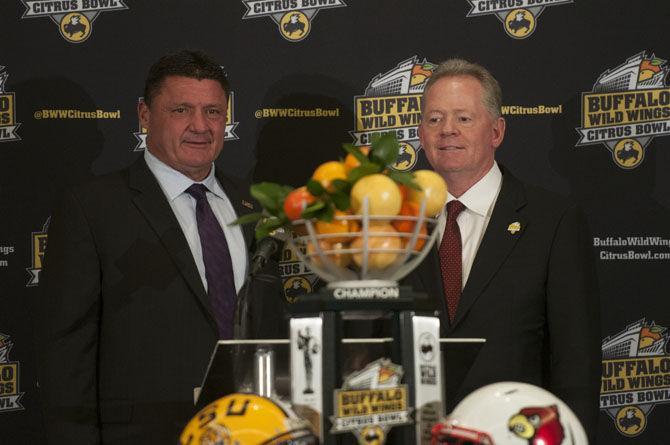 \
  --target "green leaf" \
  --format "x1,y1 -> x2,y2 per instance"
250,182 -> 290,214
331,190 -> 351,211
255,216 -> 286,240
386,171 -> 421,190
301,200 -> 325,219
320,202 -> 335,221
230,212 -> 264,226
331,179 -> 351,194
347,162 -> 382,183
306,179 -> 326,196
370,132 -> 399,166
